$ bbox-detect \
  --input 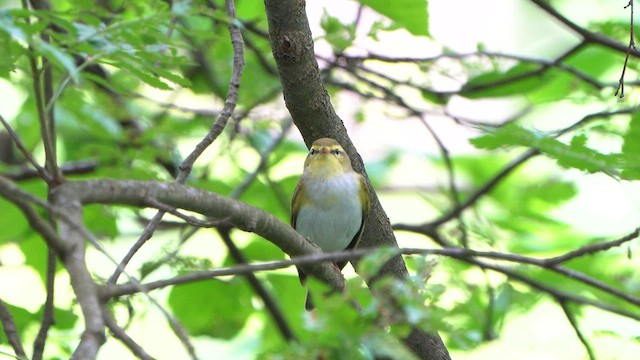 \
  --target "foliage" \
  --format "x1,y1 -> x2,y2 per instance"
0,0 -> 639,359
